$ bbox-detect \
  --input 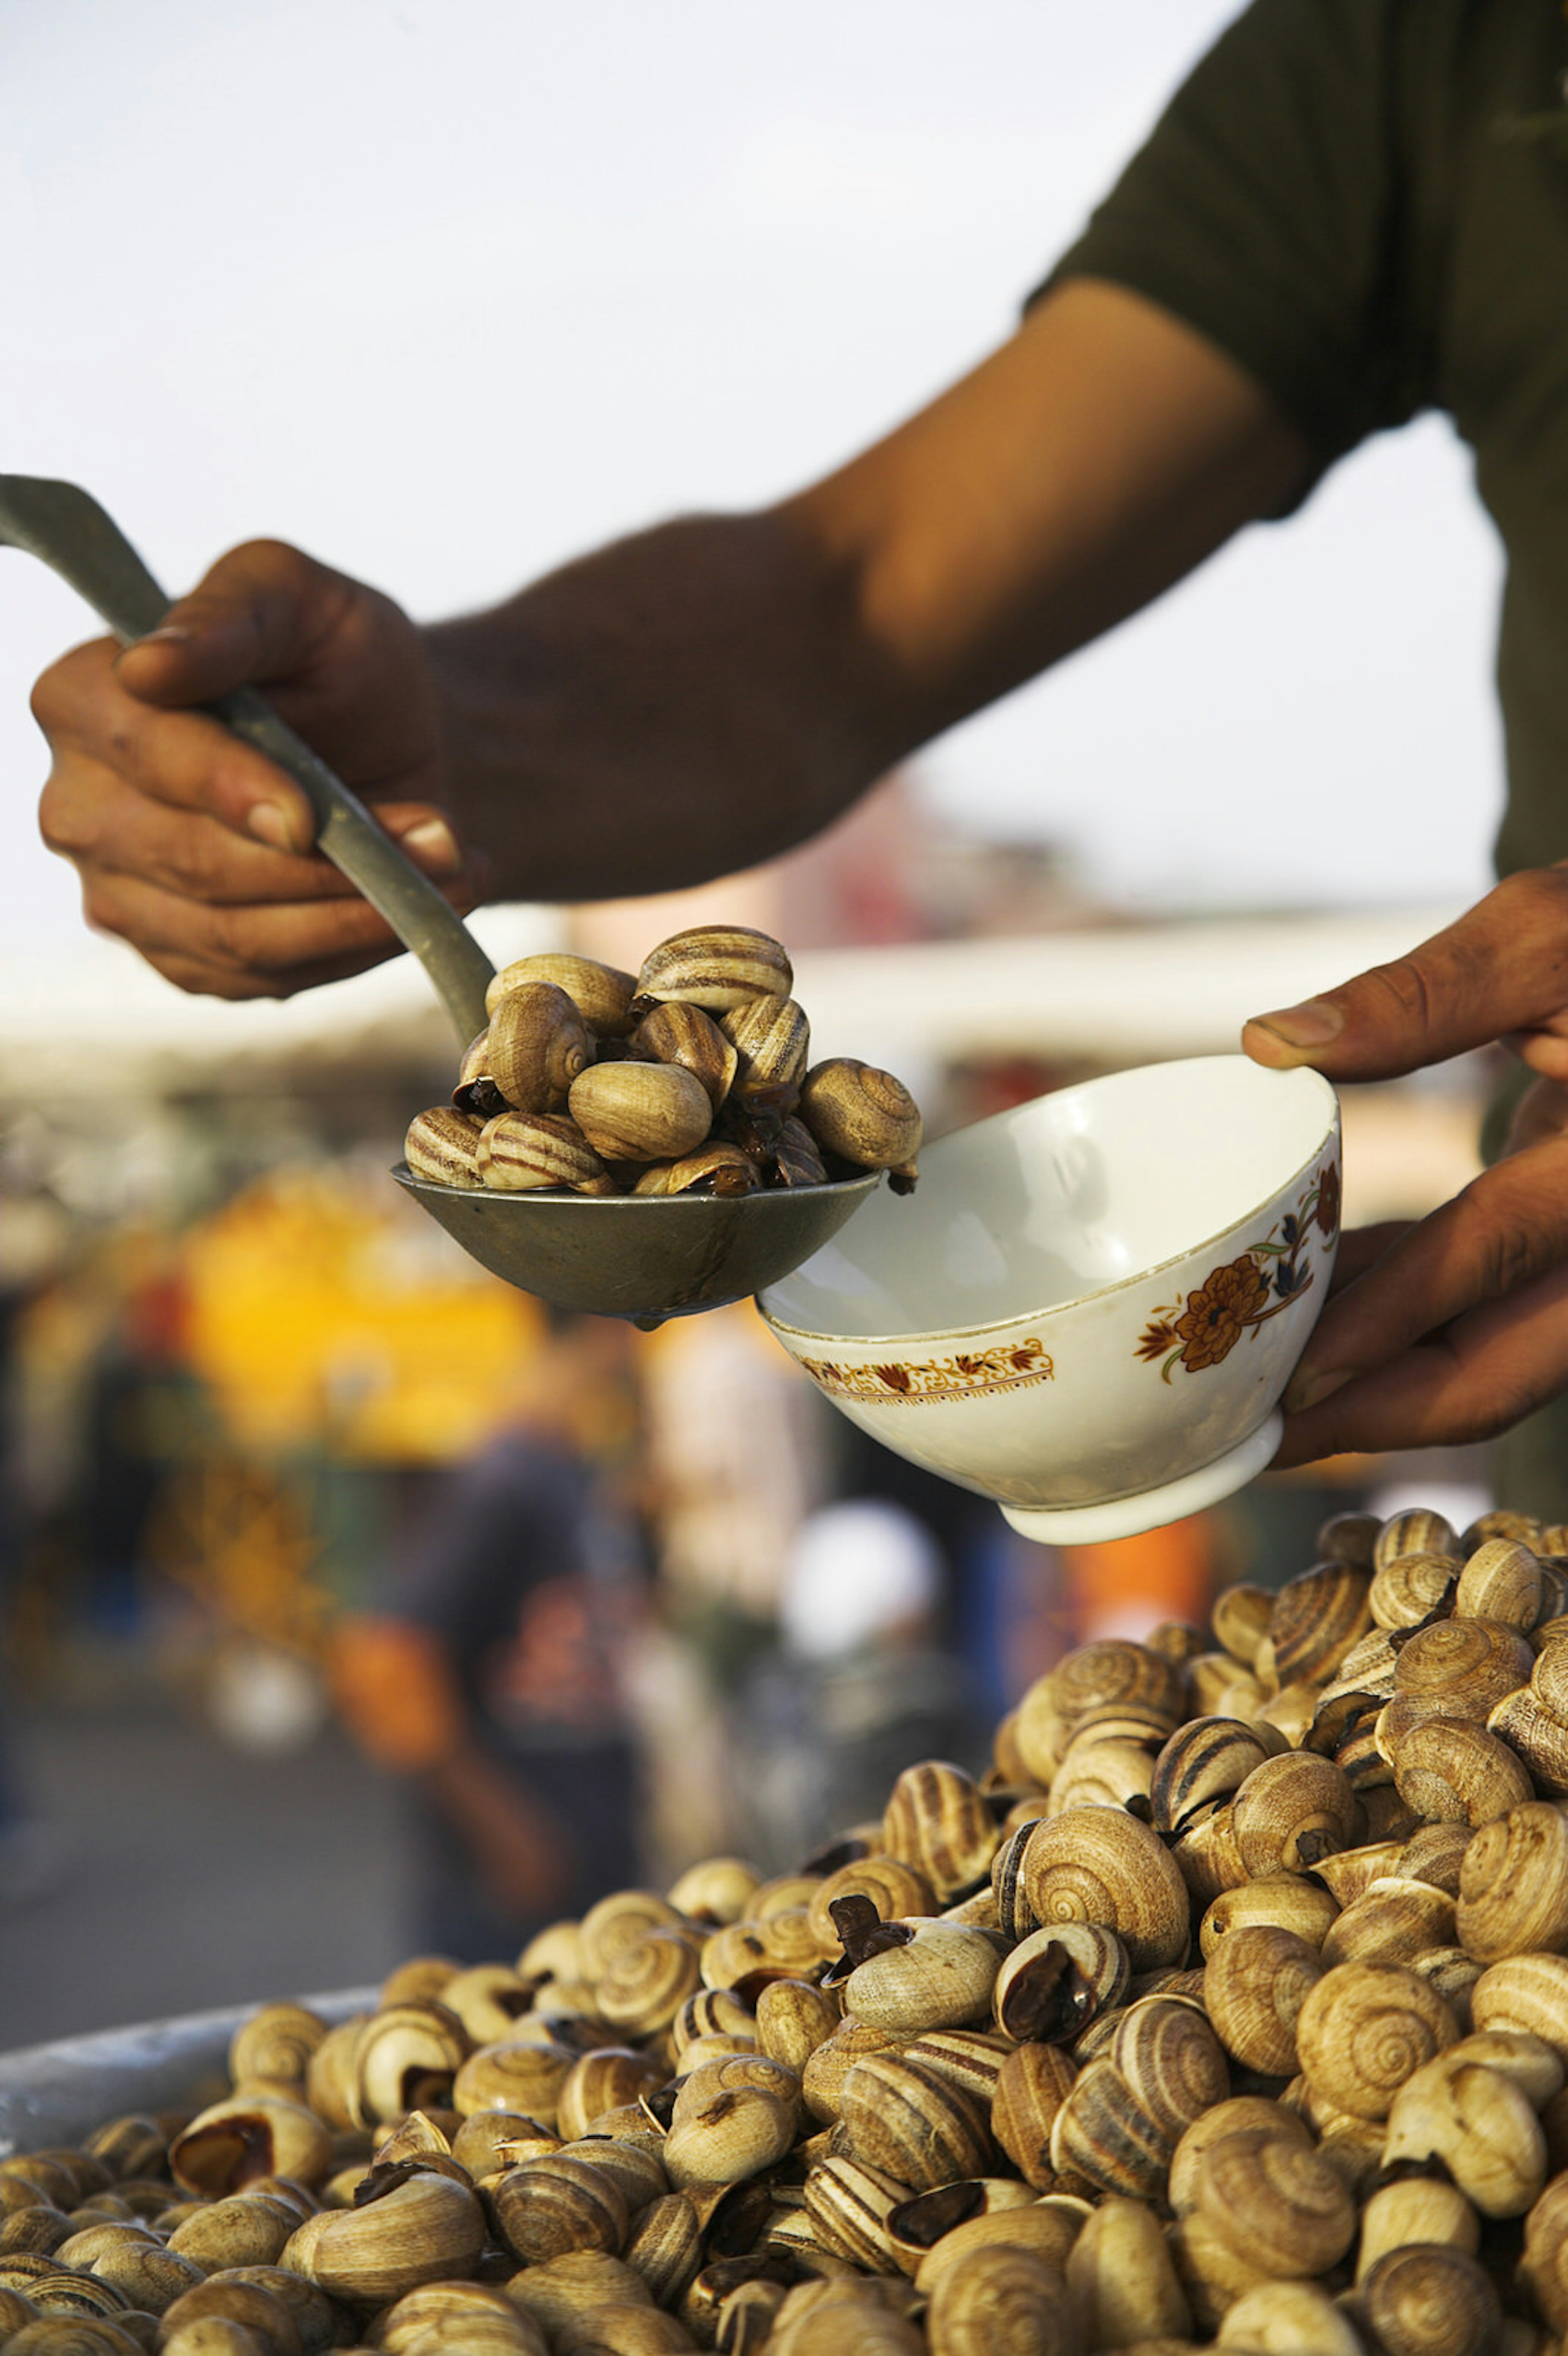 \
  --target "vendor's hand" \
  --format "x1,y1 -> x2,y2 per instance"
1241,868 -> 1568,1464
33,539 -> 476,999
